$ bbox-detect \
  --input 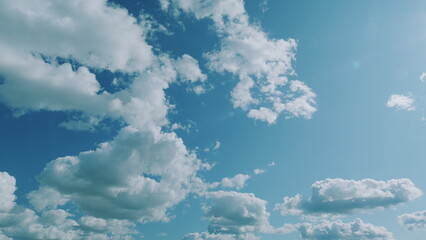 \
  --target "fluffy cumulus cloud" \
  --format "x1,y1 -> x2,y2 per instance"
162,0 -> 317,124
0,0 -> 211,238
386,94 -> 415,111
398,210 -> 426,231
0,0 -> 319,239
275,178 -> 422,217
203,191 -> 272,235
188,191 -> 295,240
183,232 -> 260,240
0,172 -> 16,212
220,174 -> 251,190
34,127 -> 208,222
0,172 -> 138,239
298,219 -> 394,240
